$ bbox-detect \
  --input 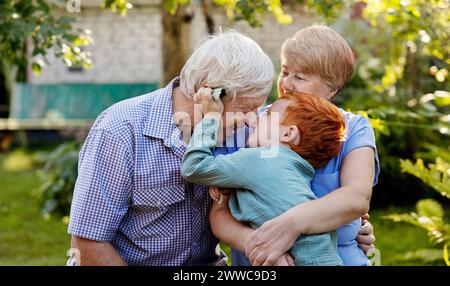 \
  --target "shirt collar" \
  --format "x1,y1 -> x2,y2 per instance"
279,145 -> 315,179
143,77 -> 187,158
